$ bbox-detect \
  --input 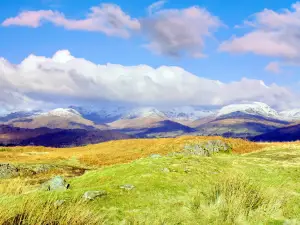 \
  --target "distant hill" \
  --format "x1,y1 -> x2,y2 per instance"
193,112 -> 289,138
251,124 -> 300,142
20,129 -> 132,147
0,125 -> 131,147
108,109 -> 195,137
